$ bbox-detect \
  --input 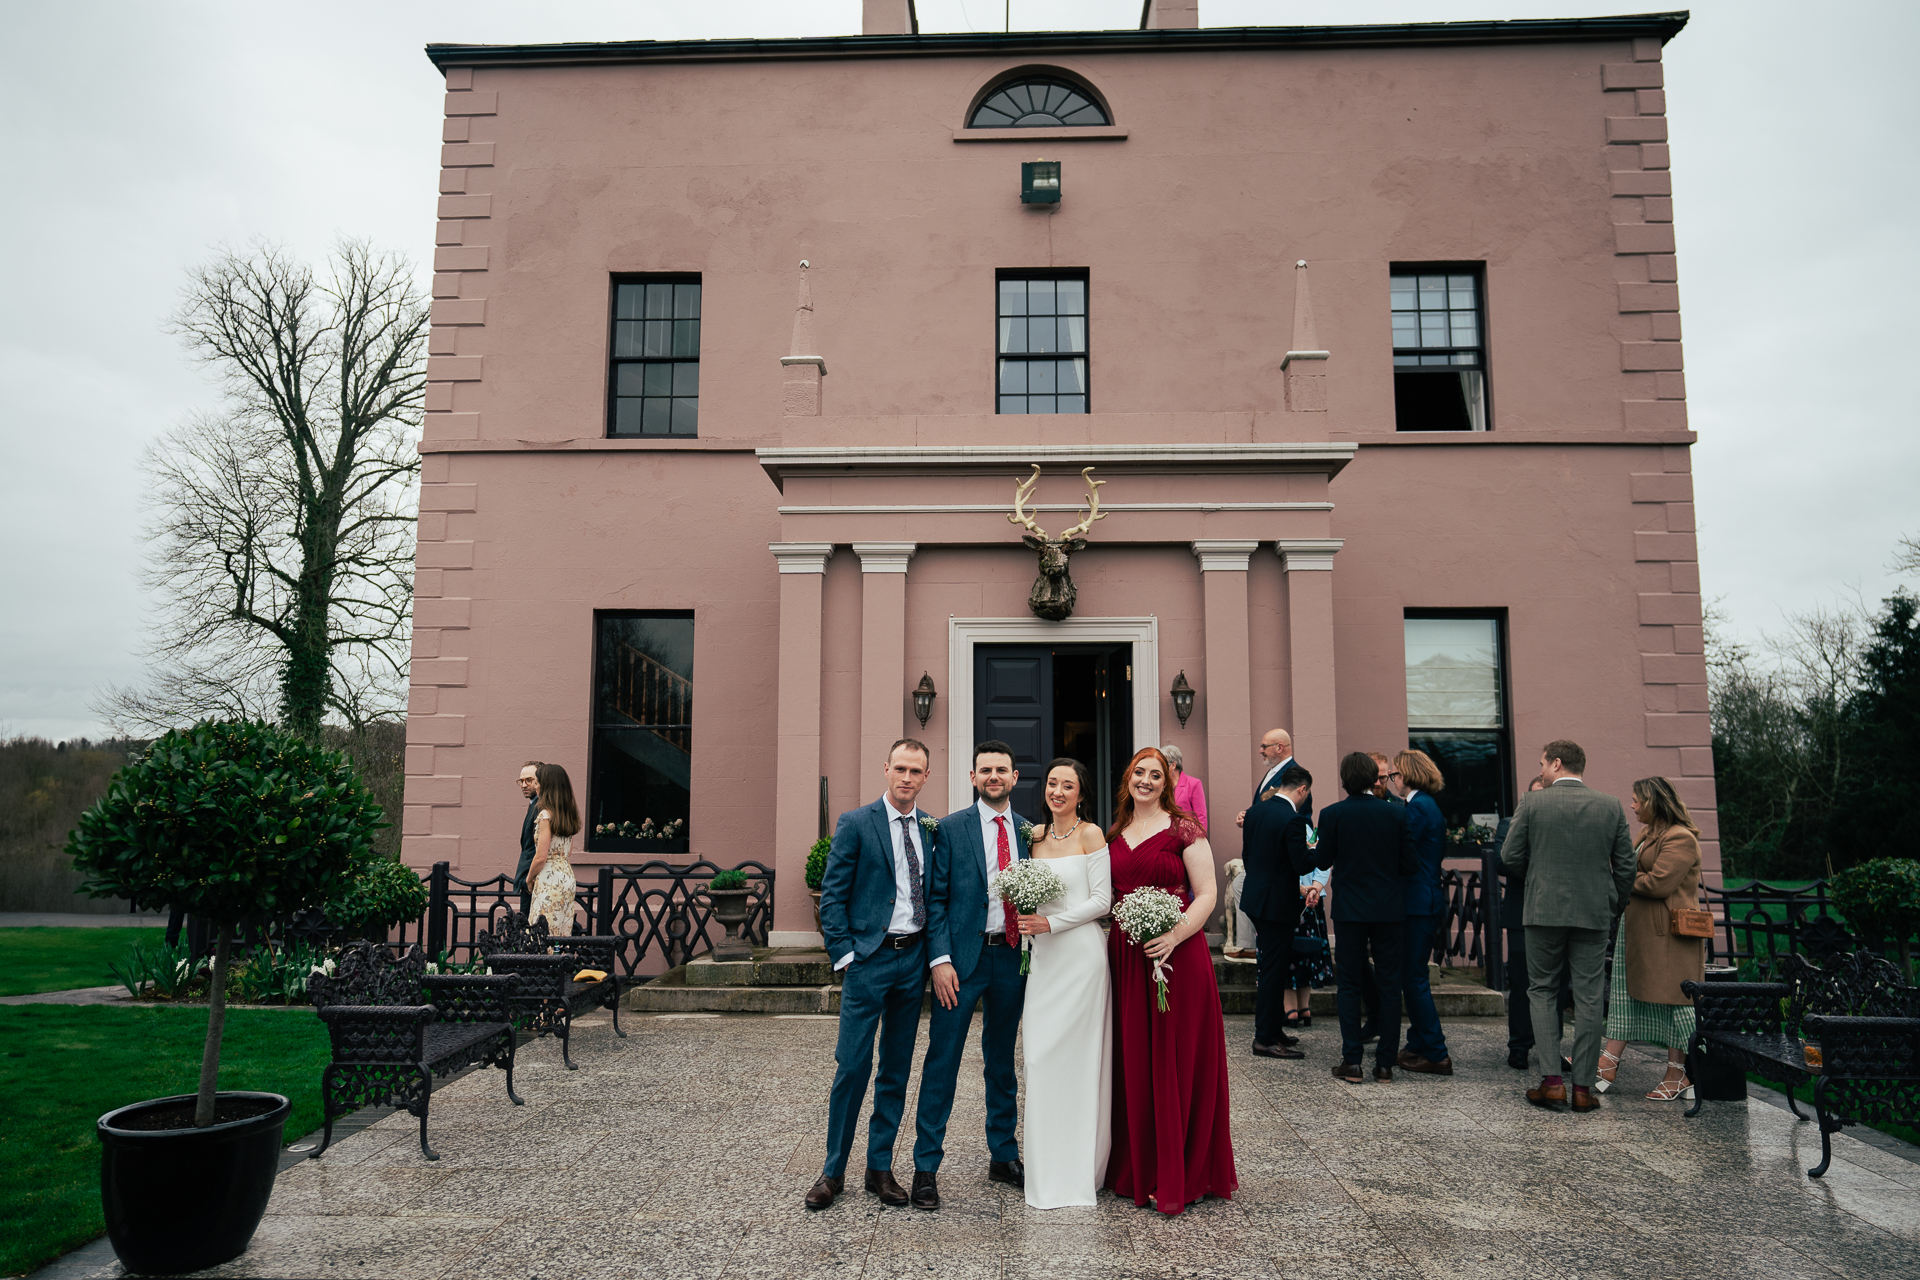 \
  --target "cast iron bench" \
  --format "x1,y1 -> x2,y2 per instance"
476,911 -> 625,1070
1683,949 -> 1920,1177
307,942 -> 523,1161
